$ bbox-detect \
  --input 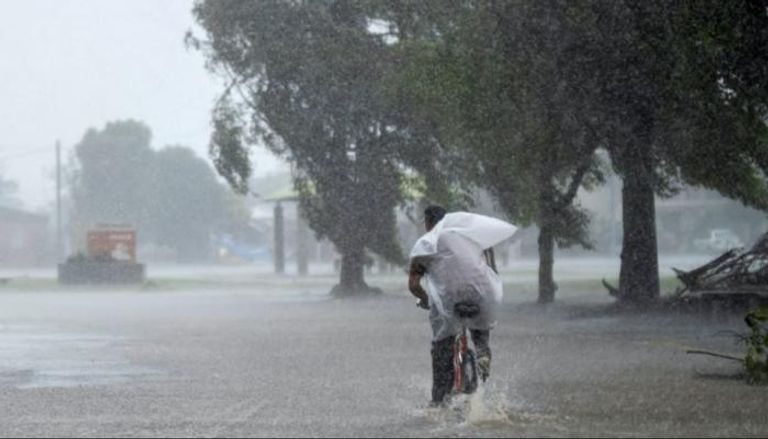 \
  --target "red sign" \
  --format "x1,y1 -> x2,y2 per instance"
86,229 -> 136,262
